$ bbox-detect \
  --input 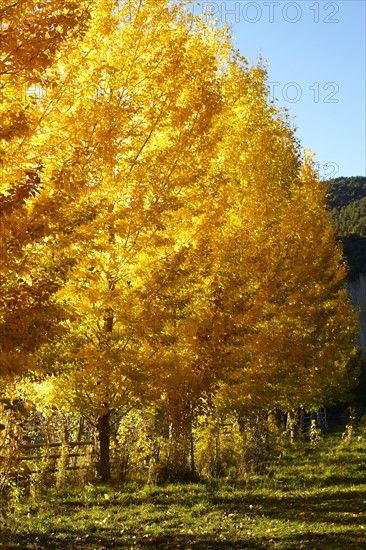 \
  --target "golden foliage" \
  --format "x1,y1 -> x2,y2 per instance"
0,1 -> 358,432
